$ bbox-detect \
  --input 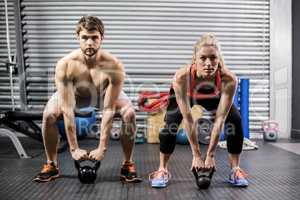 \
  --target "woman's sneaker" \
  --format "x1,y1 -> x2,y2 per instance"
120,161 -> 142,183
227,167 -> 249,187
33,162 -> 59,182
149,169 -> 171,188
